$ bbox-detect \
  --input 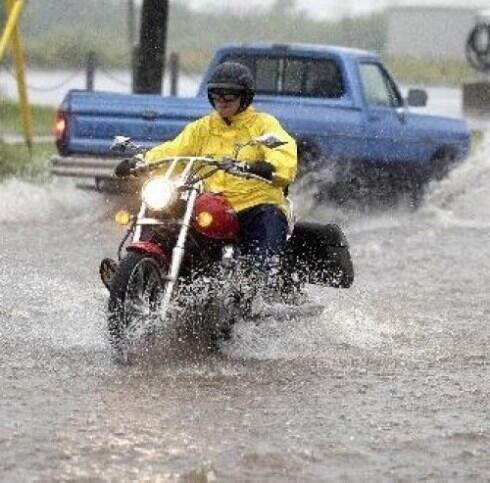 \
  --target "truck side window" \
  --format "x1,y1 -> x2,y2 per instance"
283,60 -> 303,93
284,58 -> 344,98
223,55 -> 278,93
223,54 -> 344,98
256,58 -> 280,92
359,63 -> 402,108
304,60 -> 344,98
